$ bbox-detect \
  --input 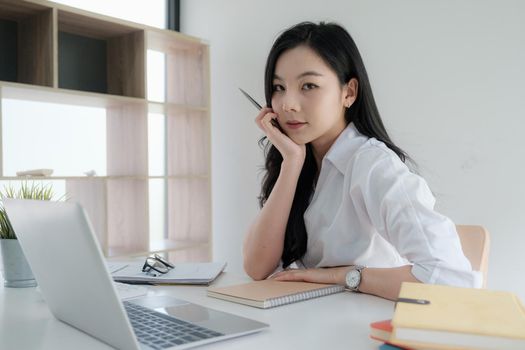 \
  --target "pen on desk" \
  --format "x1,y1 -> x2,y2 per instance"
396,297 -> 431,305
